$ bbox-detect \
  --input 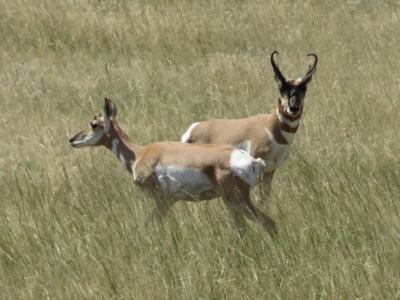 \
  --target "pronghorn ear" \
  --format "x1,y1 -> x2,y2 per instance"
104,98 -> 118,119
103,98 -> 117,133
